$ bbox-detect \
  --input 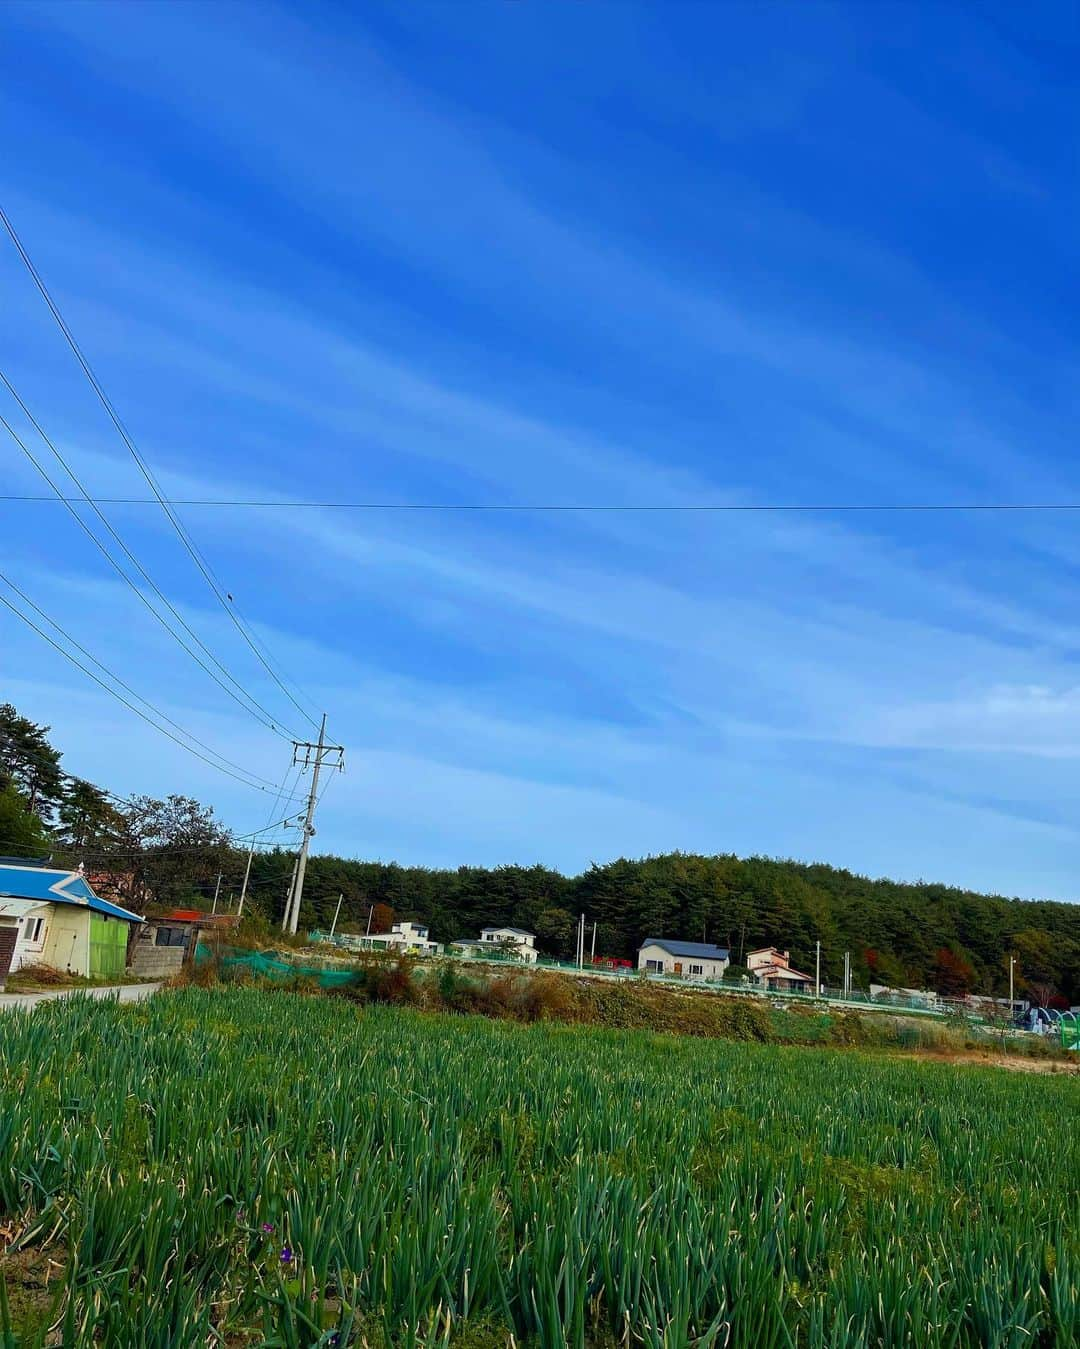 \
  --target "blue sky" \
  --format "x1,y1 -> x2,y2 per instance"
2,1 -> 1080,897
